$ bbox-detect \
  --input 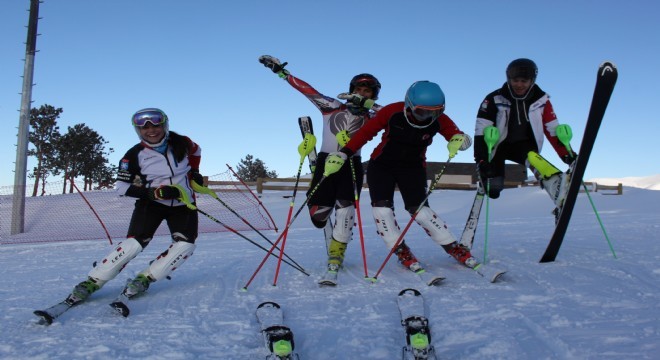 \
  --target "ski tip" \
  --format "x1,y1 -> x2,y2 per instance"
257,301 -> 281,310
109,302 -> 130,317
599,61 -> 617,69
239,287 -> 248,292
398,288 -> 422,297
364,277 -> 377,283
33,310 -> 54,326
